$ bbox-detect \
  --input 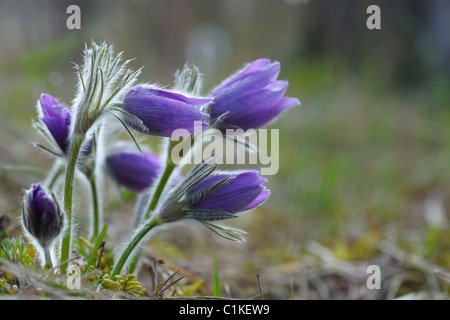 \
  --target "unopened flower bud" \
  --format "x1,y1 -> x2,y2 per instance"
158,164 -> 270,224
22,184 -> 63,250
209,59 -> 300,131
123,86 -> 211,137
39,94 -> 71,155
